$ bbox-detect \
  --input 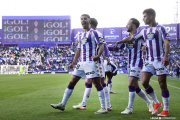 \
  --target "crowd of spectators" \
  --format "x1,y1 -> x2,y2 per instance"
0,45 -> 76,72
0,43 -> 179,73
